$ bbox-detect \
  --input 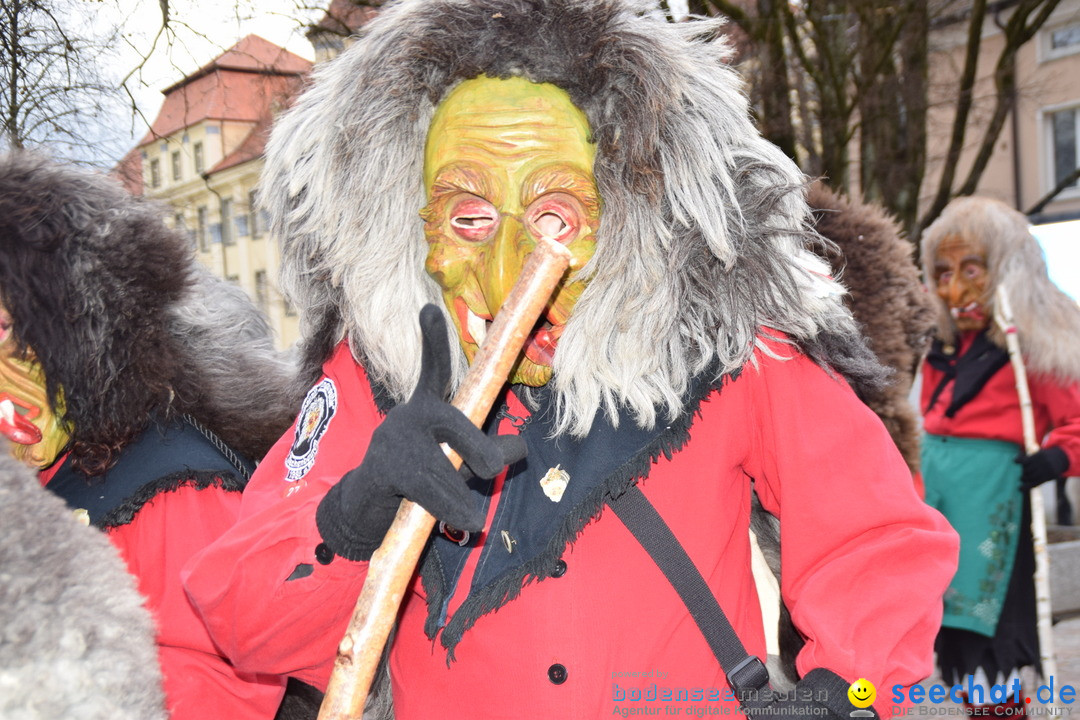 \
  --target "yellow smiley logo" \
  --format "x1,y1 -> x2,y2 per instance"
848,678 -> 876,709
